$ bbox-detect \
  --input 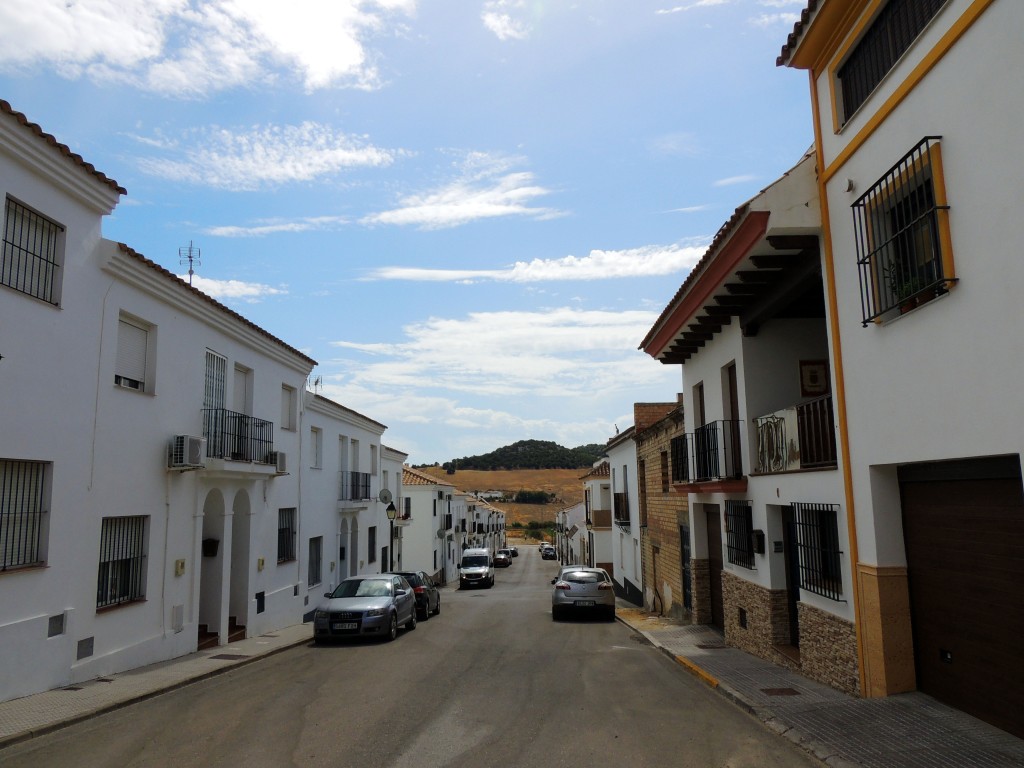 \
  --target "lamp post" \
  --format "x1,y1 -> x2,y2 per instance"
586,520 -> 593,567
386,501 -> 397,571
